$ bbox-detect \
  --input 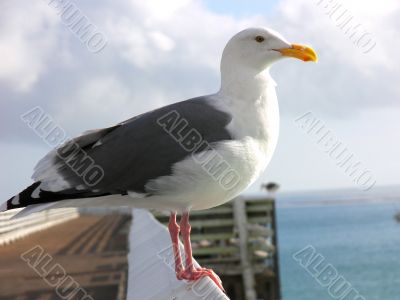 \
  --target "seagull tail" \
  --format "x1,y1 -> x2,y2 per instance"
1,182 -> 44,213
1,181 -> 102,215
1,183 -> 137,219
